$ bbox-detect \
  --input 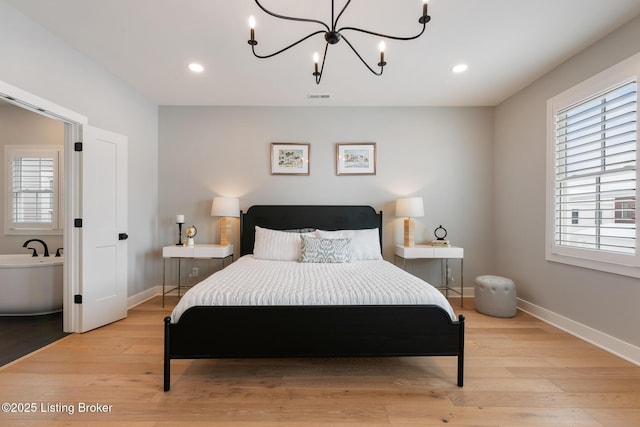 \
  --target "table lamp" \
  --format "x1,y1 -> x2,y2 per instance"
211,197 -> 240,246
395,197 -> 424,247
